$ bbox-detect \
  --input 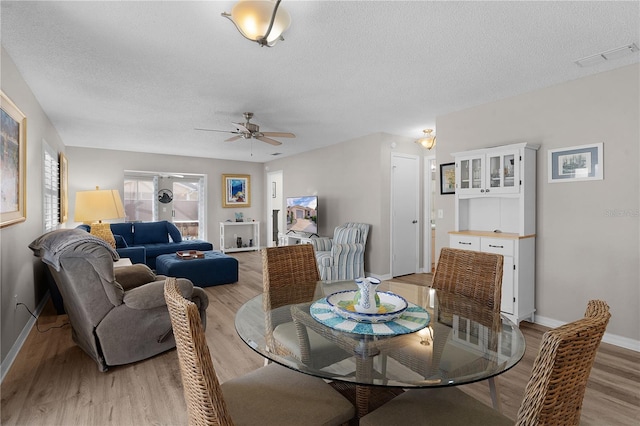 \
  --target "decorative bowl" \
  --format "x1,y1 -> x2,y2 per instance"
326,290 -> 408,323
